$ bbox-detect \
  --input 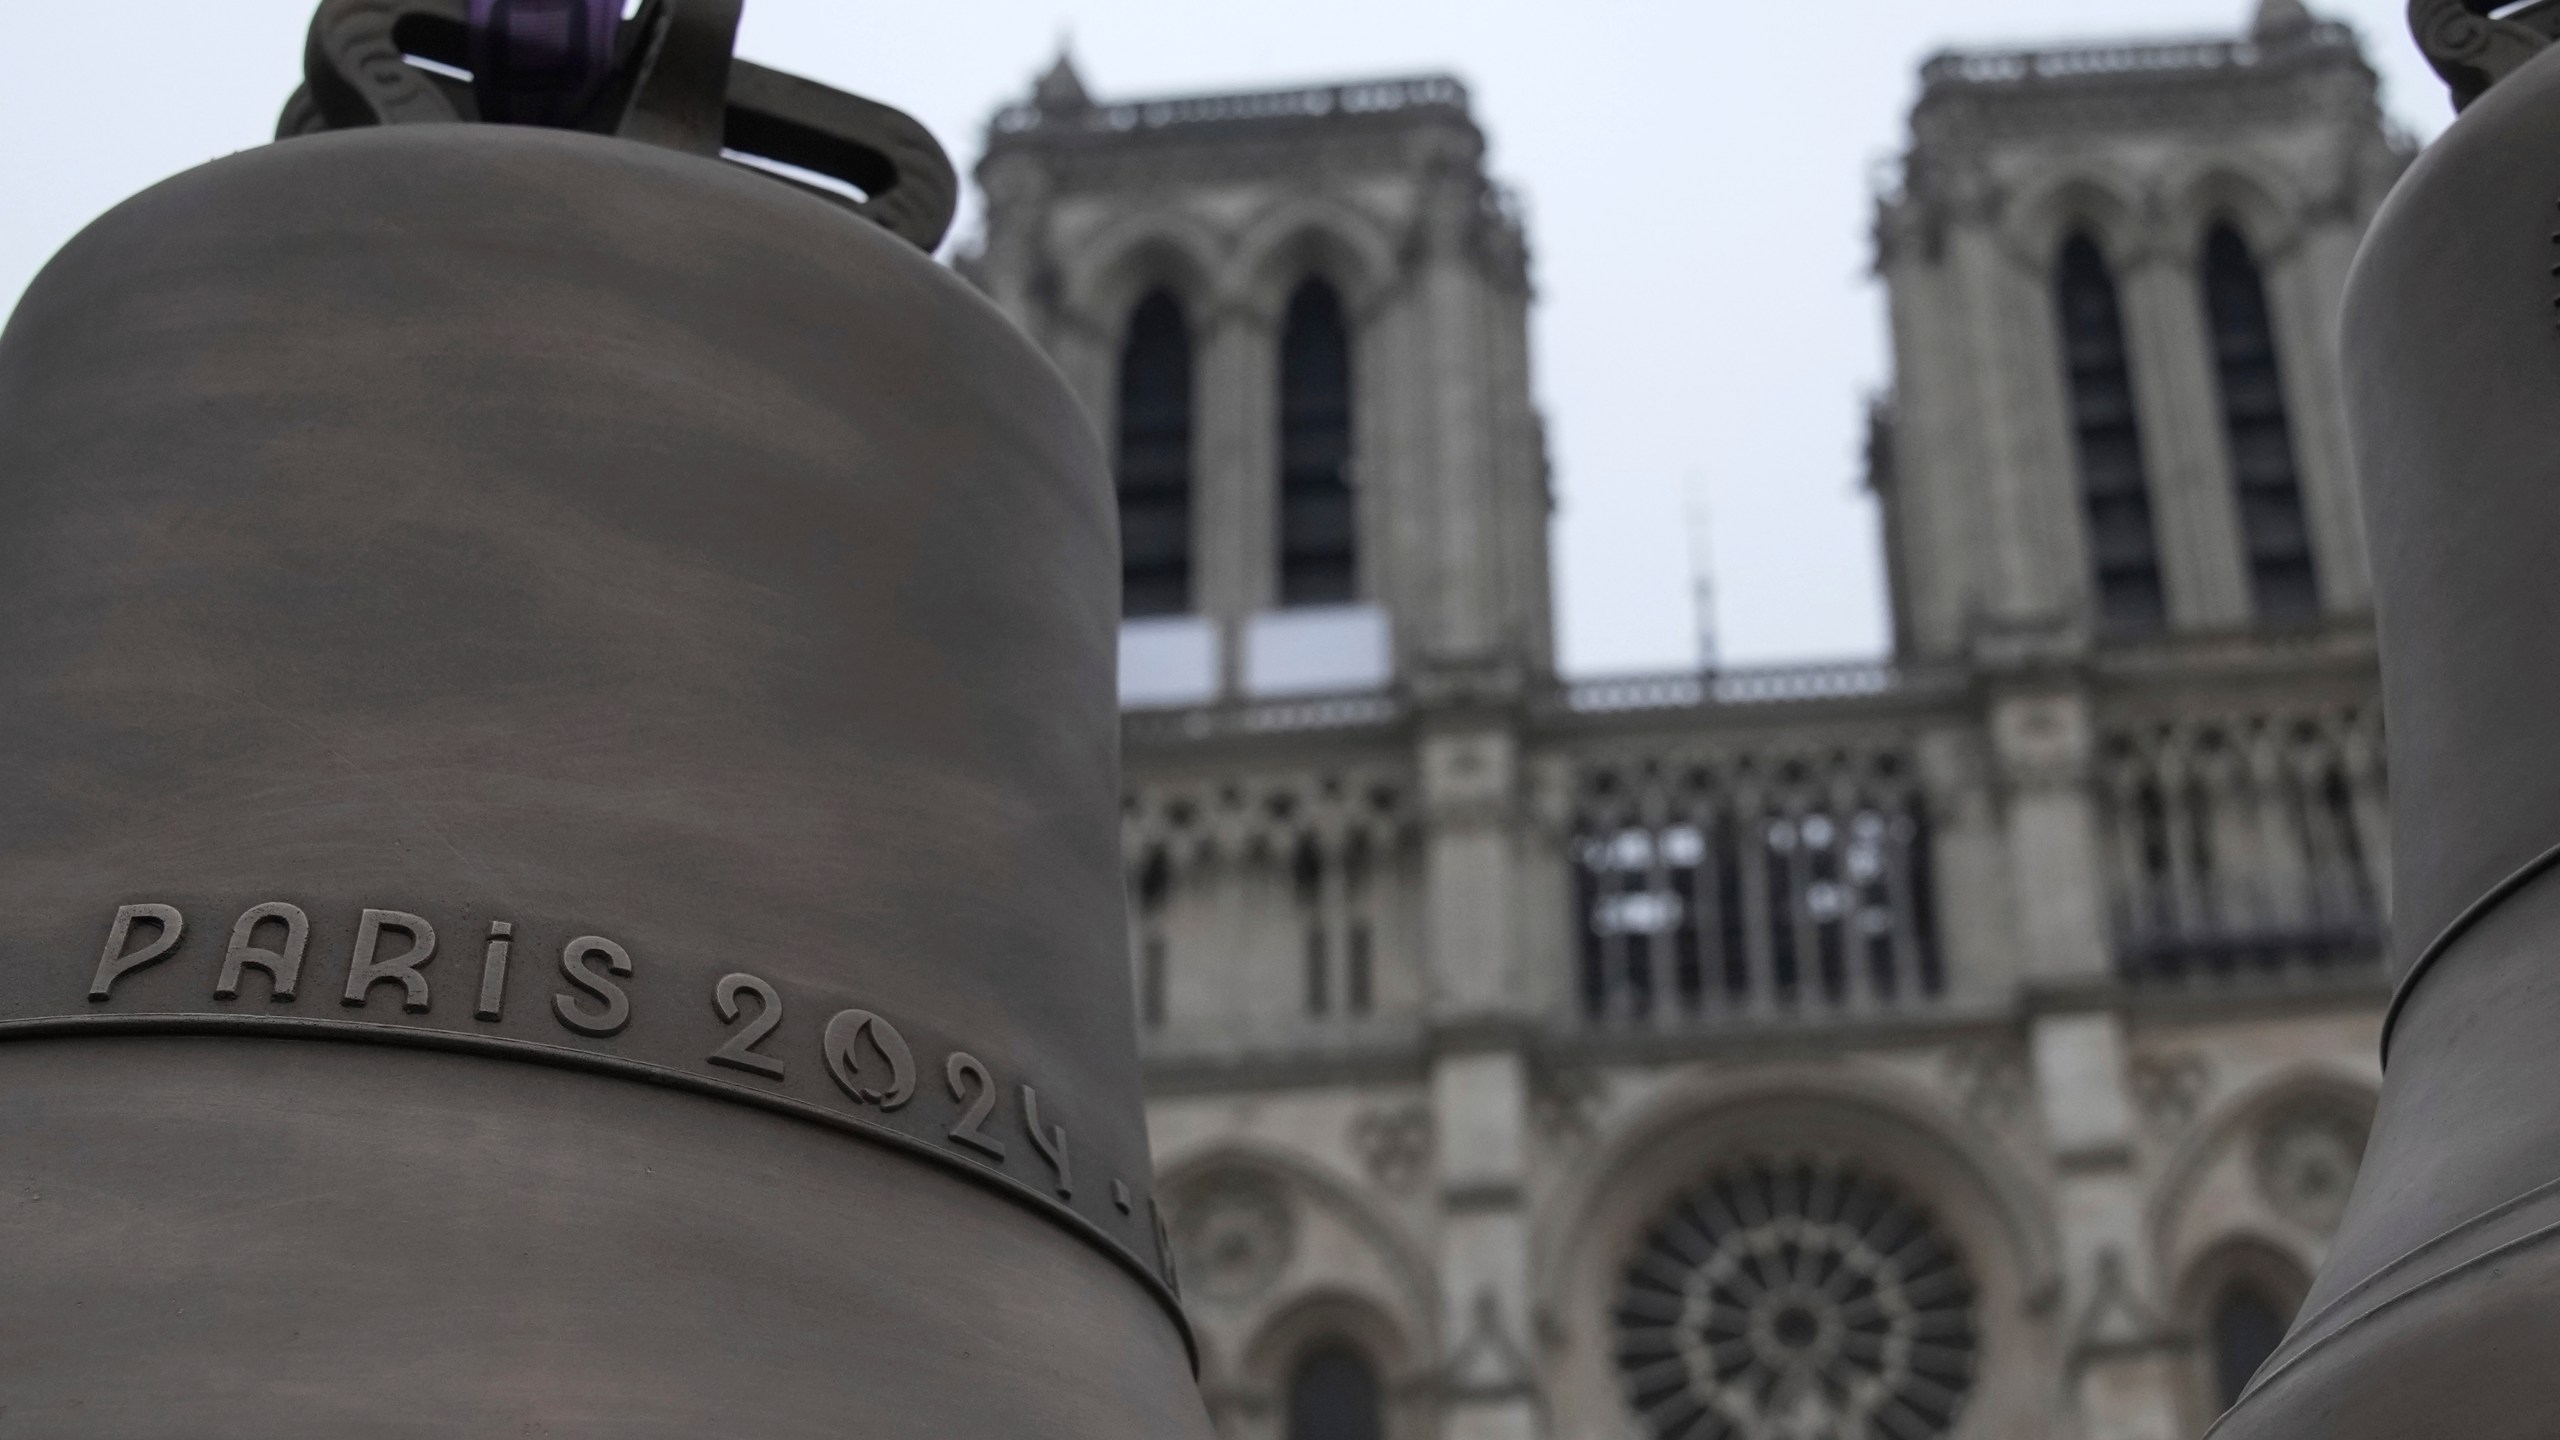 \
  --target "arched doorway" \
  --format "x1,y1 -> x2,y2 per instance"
1286,1341 -> 1383,1440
